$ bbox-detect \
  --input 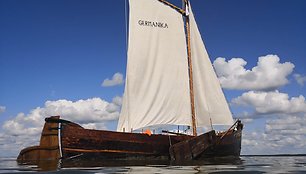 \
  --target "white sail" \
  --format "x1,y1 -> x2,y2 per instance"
117,0 -> 192,131
189,6 -> 234,126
